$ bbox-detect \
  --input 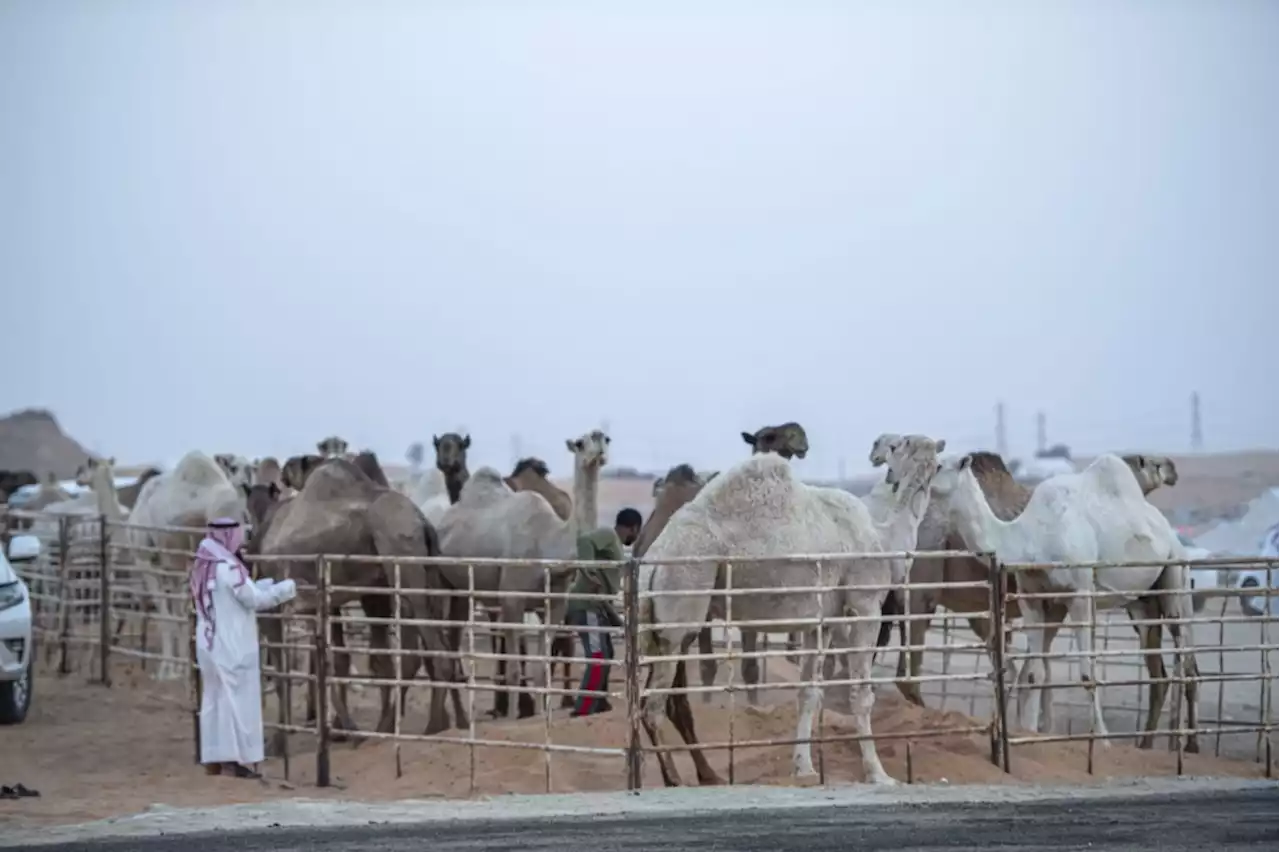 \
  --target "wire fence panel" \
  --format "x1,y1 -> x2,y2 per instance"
4,511 -> 1276,792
